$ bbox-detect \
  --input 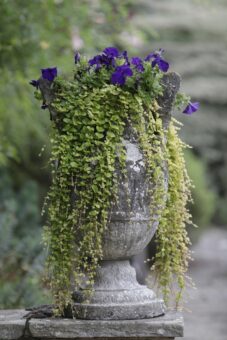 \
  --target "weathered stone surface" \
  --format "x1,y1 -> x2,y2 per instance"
73,260 -> 165,320
159,72 -> 181,129
35,338 -> 175,340
24,338 -> 175,340
0,310 -> 27,340
43,338 -> 175,340
28,312 -> 183,338
0,309 -> 183,339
